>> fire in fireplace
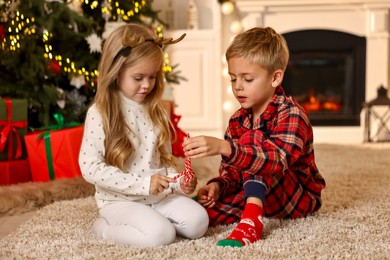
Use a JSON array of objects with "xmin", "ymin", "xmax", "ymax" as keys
[{"xmin": 282, "ymin": 29, "xmax": 366, "ymax": 126}]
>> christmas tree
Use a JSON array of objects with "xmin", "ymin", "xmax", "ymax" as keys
[{"xmin": 0, "ymin": 0, "xmax": 182, "ymax": 128}]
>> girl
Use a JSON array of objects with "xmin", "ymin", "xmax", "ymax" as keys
[{"xmin": 79, "ymin": 24, "xmax": 208, "ymax": 247}]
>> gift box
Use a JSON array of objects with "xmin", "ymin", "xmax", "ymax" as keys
[
  {"xmin": 0, "ymin": 98, "xmax": 28, "ymax": 160},
  {"xmin": 0, "ymin": 159, "xmax": 31, "ymax": 185},
  {"xmin": 24, "ymin": 126, "xmax": 83, "ymax": 182}
]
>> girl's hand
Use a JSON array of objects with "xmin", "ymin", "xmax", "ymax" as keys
[
  {"xmin": 196, "ymin": 182, "xmax": 221, "ymax": 208},
  {"xmin": 182, "ymin": 136, "xmax": 231, "ymax": 159},
  {"xmin": 180, "ymin": 176, "xmax": 198, "ymax": 195},
  {"xmin": 150, "ymin": 175, "xmax": 176, "ymax": 195}
]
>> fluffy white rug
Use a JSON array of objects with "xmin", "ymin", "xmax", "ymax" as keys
[
  {"xmin": 0, "ymin": 177, "xmax": 95, "ymax": 216},
  {"xmin": 0, "ymin": 144, "xmax": 389, "ymax": 259}
]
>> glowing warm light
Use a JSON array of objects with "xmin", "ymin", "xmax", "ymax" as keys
[
  {"xmin": 221, "ymin": 54, "xmax": 227, "ymax": 64},
  {"xmin": 223, "ymin": 100, "xmax": 234, "ymax": 112},
  {"xmin": 221, "ymin": 1, "xmax": 234, "ymax": 15},
  {"xmin": 223, "ymin": 67, "xmax": 229, "ymax": 77},
  {"xmin": 1, "ymin": 0, "xmax": 150, "ymax": 87},
  {"xmin": 226, "ymin": 86, "xmax": 233, "ymax": 96},
  {"xmin": 230, "ymin": 20, "xmax": 243, "ymax": 34}
]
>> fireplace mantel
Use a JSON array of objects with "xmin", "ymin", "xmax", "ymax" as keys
[
  {"xmin": 234, "ymin": 0, "xmax": 390, "ymax": 143},
  {"xmin": 236, "ymin": 0, "xmax": 390, "ymax": 11}
]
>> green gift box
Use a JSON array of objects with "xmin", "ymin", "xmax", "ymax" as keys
[{"xmin": 0, "ymin": 98, "xmax": 28, "ymax": 160}]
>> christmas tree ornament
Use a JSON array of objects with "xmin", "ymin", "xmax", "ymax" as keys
[
  {"xmin": 0, "ymin": 25, "xmax": 4, "ymax": 41},
  {"xmin": 47, "ymin": 60, "xmax": 61, "ymax": 75},
  {"xmin": 70, "ymin": 75, "xmax": 86, "ymax": 89},
  {"xmin": 85, "ymin": 33, "xmax": 102, "ymax": 53},
  {"xmin": 66, "ymin": 89, "xmax": 87, "ymax": 116}
]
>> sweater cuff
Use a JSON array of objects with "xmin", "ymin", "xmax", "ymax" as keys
[{"xmin": 142, "ymin": 175, "xmax": 152, "ymax": 196}]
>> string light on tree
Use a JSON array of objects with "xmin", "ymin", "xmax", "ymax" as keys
[
  {"xmin": 0, "ymin": 0, "xmax": 184, "ymax": 128},
  {"xmin": 2, "ymin": 0, "xmax": 150, "ymax": 89},
  {"xmin": 97, "ymin": 0, "xmax": 146, "ymax": 21},
  {"xmin": 1, "ymin": 11, "xmax": 35, "ymax": 52},
  {"xmin": 42, "ymin": 28, "xmax": 99, "ymax": 87}
]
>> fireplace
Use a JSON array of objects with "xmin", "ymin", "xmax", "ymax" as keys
[
  {"xmin": 282, "ymin": 29, "xmax": 366, "ymax": 126},
  {"xmin": 234, "ymin": 0, "xmax": 390, "ymax": 143}
]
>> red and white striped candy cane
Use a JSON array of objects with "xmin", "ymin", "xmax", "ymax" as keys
[
  {"xmin": 174, "ymin": 156, "xmax": 195, "ymax": 182},
  {"xmin": 174, "ymin": 133, "xmax": 195, "ymax": 182}
]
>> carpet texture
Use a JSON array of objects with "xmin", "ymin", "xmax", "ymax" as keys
[{"xmin": 0, "ymin": 144, "xmax": 389, "ymax": 259}]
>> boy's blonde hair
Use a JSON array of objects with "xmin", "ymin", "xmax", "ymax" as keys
[
  {"xmin": 94, "ymin": 23, "xmax": 175, "ymax": 171},
  {"xmin": 226, "ymin": 27, "xmax": 289, "ymax": 73}
]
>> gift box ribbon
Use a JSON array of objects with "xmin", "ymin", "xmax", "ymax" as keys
[
  {"xmin": 36, "ymin": 113, "xmax": 80, "ymax": 180},
  {"xmin": 0, "ymin": 98, "xmax": 28, "ymax": 159}
]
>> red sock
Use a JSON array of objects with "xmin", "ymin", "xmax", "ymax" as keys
[{"xmin": 217, "ymin": 203, "xmax": 264, "ymax": 247}]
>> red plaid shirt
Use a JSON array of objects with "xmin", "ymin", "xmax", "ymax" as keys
[{"xmin": 207, "ymin": 86, "xmax": 326, "ymax": 225}]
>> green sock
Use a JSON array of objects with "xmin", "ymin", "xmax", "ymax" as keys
[{"xmin": 217, "ymin": 239, "xmax": 244, "ymax": 248}]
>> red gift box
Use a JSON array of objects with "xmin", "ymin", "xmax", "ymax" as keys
[
  {"xmin": 24, "ymin": 126, "xmax": 83, "ymax": 182},
  {"xmin": 0, "ymin": 98, "xmax": 28, "ymax": 160},
  {"xmin": 0, "ymin": 159, "xmax": 31, "ymax": 185}
]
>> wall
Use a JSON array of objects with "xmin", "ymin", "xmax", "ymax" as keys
[
  {"xmin": 227, "ymin": 0, "xmax": 390, "ymax": 143},
  {"xmin": 152, "ymin": 0, "xmax": 224, "ymax": 138},
  {"xmin": 153, "ymin": 0, "xmax": 390, "ymax": 143}
]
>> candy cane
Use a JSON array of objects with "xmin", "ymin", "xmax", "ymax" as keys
[
  {"xmin": 174, "ymin": 133, "xmax": 195, "ymax": 183},
  {"xmin": 174, "ymin": 156, "xmax": 195, "ymax": 182}
]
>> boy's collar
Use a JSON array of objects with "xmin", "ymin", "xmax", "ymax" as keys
[{"xmin": 261, "ymin": 86, "xmax": 285, "ymax": 119}]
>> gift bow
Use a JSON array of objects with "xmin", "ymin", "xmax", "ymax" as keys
[
  {"xmin": 0, "ymin": 98, "xmax": 28, "ymax": 159},
  {"xmin": 35, "ymin": 113, "xmax": 80, "ymax": 180},
  {"xmin": 36, "ymin": 113, "xmax": 80, "ymax": 134}
]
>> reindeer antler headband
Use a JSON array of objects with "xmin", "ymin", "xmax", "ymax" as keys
[{"xmin": 112, "ymin": 27, "xmax": 186, "ymax": 65}]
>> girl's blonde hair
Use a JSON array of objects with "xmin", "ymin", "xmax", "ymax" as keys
[
  {"xmin": 94, "ymin": 23, "xmax": 176, "ymax": 171},
  {"xmin": 226, "ymin": 27, "xmax": 289, "ymax": 73}
]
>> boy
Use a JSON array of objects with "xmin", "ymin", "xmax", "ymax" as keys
[{"xmin": 183, "ymin": 27, "xmax": 326, "ymax": 248}]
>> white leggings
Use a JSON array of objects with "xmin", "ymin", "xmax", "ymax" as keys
[{"xmin": 91, "ymin": 194, "xmax": 209, "ymax": 247}]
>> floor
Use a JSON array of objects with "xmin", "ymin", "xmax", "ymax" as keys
[{"xmin": 0, "ymin": 212, "xmax": 35, "ymax": 240}]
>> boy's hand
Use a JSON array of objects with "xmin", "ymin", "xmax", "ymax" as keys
[
  {"xmin": 180, "ymin": 176, "xmax": 198, "ymax": 195},
  {"xmin": 150, "ymin": 175, "xmax": 176, "ymax": 195},
  {"xmin": 183, "ymin": 136, "xmax": 231, "ymax": 159},
  {"xmin": 197, "ymin": 182, "xmax": 221, "ymax": 208}
]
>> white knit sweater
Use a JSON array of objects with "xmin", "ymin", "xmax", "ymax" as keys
[{"xmin": 79, "ymin": 94, "xmax": 182, "ymax": 209}]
